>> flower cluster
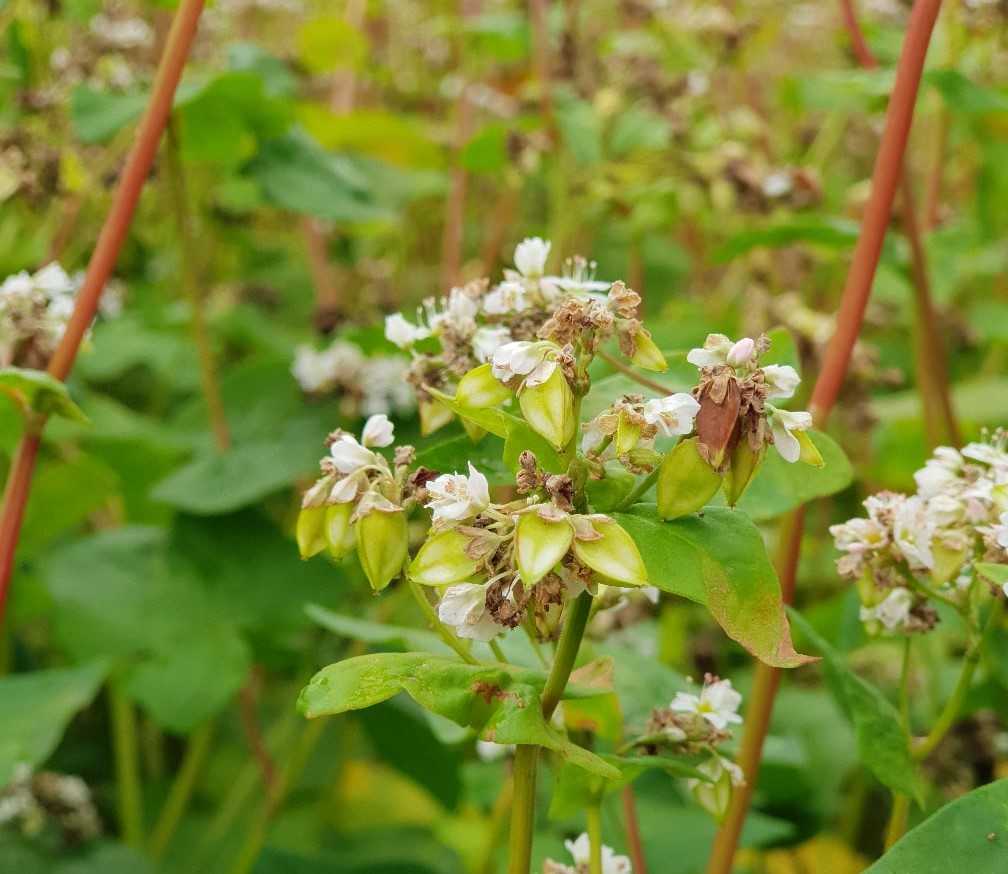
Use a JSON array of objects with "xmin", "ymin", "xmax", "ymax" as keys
[
  {"xmin": 830, "ymin": 431, "xmax": 1008, "ymax": 635},
  {"xmin": 544, "ymin": 833, "xmax": 632, "ymax": 874},
  {"xmin": 0, "ymin": 763, "xmax": 101, "ymax": 844},
  {"xmin": 630, "ymin": 675, "xmax": 745, "ymax": 820},
  {"xmin": 291, "ymin": 338, "xmax": 415, "ymax": 418},
  {"xmin": 385, "ymin": 238, "xmax": 665, "ymax": 434},
  {"xmin": 0, "ymin": 263, "xmax": 83, "ymax": 369},
  {"xmin": 417, "ymin": 452, "xmax": 649, "ymax": 642}
]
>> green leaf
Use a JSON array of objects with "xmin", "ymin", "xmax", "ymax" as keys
[
  {"xmin": 731, "ymin": 429, "xmax": 853, "ymax": 520},
  {"xmin": 788, "ymin": 609, "xmax": 922, "ymax": 804},
  {"xmin": 425, "ymin": 385, "xmax": 518, "ymax": 439},
  {"xmin": 306, "ymin": 604, "xmax": 451, "ymax": 654},
  {"xmin": 614, "ymin": 506, "xmax": 812, "ymax": 667},
  {"xmin": 926, "ymin": 69, "xmax": 1008, "ymax": 115},
  {"xmin": 864, "ymin": 780, "xmax": 1008, "ymax": 873},
  {"xmin": 297, "ymin": 14, "xmax": 367, "ymax": 73},
  {"xmin": 0, "ymin": 367, "xmax": 87, "ymax": 422},
  {"xmin": 714, "ymin": 218, "xmax": 859, "ymax": 263},
  {"xmin": 299, "ymin": 652, "xmax": 619, "ymax": 779},
  {"xmin": 976, "ymin": 563, "xmax": 1008, "ymax": 588},
  {"xmin": 503, "ymin": 420, "xmax": 566, "ymax": 474},
  {"xmin": 70, "ymin": 86, "xmax": 149, "ymax": 143},
  {"xmin": 0, "ymin": 661, "xmax": 107, "ymax": 786},
  {"xmin": 415, "ymin": 433, "xmax": 513, "ymax": 485}
]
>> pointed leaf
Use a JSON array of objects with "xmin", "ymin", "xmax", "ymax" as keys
[
  {"xmin": 0, "ymin": 367, "xmax": 87, "ymax": 423},
  {"xmin": 426, "ymin": 386, "xmax": 519, "ymax": 438}
]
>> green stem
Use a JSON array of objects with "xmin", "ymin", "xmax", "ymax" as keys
[
  {"xmin": 508, "ymin": 745, "xmax": 539, "ymax": 874},
  {"xmin": 587, "ymin": 804, "xmax": 603, "ymax": 874},
  {"xmin": 148, "ymin": 719, "xmax": 215, "ymax": 859},
  {"xmin": 479, "ymin": 772, "xmax": 515, "ymax": 874},
  {"xmin": 523, "ymin": 619, "xmax": 549, "ymax": 668},
  {"xmin": 884, "ymin": 639, "xmax": 914, "ymax": 848},
  {"xmin": 541, "ymin": 591, "xmax": 593, "ymax": 719},
  {"xmin": 913, "ymin": 599, "xmax": 1002, "ymax": 761},
  {"xmin": 108, "ymin": 676, "xmax": 144, "ymax": 847},
  {"xmin": 407, "ymin": 577, "xmax": 479, "ymax": 665},
  {"xmin": 885, "ymin": 795, "xmax": 910, "ymax": 849},
  {"xmin": 598, "ymin": 350, "xmax": 673, "ymax": 396},
  {"xmin": 490, "ymin": 640, "xmax": 508, "ymax": 663},
  {"xmin": 615, "ymin": 468, "xmax": 659, "ymax": 511}
]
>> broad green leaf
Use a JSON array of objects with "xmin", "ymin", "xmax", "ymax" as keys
[
  {"xmin": 0, "ymin": 367, "xmax": 87, "ymax": 422},
  {"xmin": 299, "ymin": 652, "xmax": 619, "ymax": 779},
  {"xmin": 714, "ymin": 218, "xmax": 859, "ymax": 262},
  {"xmin": 730, "ymin": 430, "xmax": 853, "ymax": 520},
  {"xmin": 0, "ymin": 661, "xmax": 107, "ymax": 785},
  {"xmin": 788, "ymin": 609, "xmax": 922, "ymax": 803},
  {"xmin": 70, "ymin": 86, "xmax": 148, "ymax": 143},
  {"xmin": 503, "ymin": 420, "xmax": 566, "ymax": 474},
  {"xmin": 415, "ymin": 433, "xmax": 513, "ymax": 485},
  {"xmin": 614, "ymin": 507, "xmax": 811, "ymax": 667},
  {"xmin": 926, "ymin": 69, "xmax": 1008, "ymax": 115},
  {"xmin": 864, "ymin": 779, "xmax": 1008, "ymax": 873}
]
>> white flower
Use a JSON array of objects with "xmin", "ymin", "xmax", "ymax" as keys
[
  {"xmin": 490, "ymin": 340, "xmax": 557, "ymax": 387},
  {"xmin": 385, "ymin": 313, "xmax": 430, "ymax": 348},
  {"xmin": 563, "ymin": 833, "xmax": 632, "ymax": 874},
  {"xmin": 686, "ymin": 333, "xmax": 733, "ymax": 369},
  {"xmin": 830, "ymin": 517, "xmax": 887, "ymax": 554},
  {"xmin": 426, "ymin": 462, "xmax": 491, "ymax": 523},
  {"xmin": 642, "ymin": 393, "xmax": 701, "ymax": 437},
  {"xmin": 581, "ymin": 416, "xmax": 610, "ymax": 454},
  {"xmin": 32, "ymin": 263, "xmax": 76, "ymax": 298},
  {"xmin": 361, "ymin": 414, "xmax": 394, "ymax": 448},
  {"xmin": 438, "ymin": 583, "xmax": 500, "ymax": 641},
  {"xmin": 329, "ymin": 434, "xmax": 377, "ymax": 474},
  {"xmin": 860, "ymin": 587, "xmax": 914, "ymax": 631},
  {"xmin": 993, "ymin": 511, "xmax": 1008, "ymax": 550},
  {"xmin": 292, "ymin": 345, "xmax": 336, "ymax": 393},
  {"xmin": 892, "ymin": 495, "xmax": 935, "ymax": 571},
  {"xmin": 513, "ymin": 237, "xmax": 551, "ymax": 277},
  {"xmin": 767, "ymin": 406, "xmax": 813, "ymax": 463},
  {"xmin": 472, "ymin": 326, "xmax": 512, "ymax": 363},
  {"xmin": 962, "ymin": 442, "xmax": 1008, "ymax": 467},
  {"xmin": 670, "ymin": 677, "xmax": 743, "ymax": 730},
  {"xmin": 482, "ymin": 281, "xmax": 529, "ymax": 315},
  {"xmin": 361, "ymin": 357, "xmax": 415, "ymax": 416},
  {"xmin": 762, "ymin": 364, "xmax": 801, "ymax": 400},
  {"xmin": 726, "ymin": 337, "xmax": 756, "ymax": 367}
]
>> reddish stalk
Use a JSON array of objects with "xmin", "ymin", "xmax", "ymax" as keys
[
  {"xmin": 622, "ymin": 785, "xmax": 649, "ymax": 874},
  {"xmin": 705, "ymin": 3, "xmax": 943, "ymax": 872},
  {"xmin": 0, "ymin": 0, "xmax": 206, "ymax": 629}
]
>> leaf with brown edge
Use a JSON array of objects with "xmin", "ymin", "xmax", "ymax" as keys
[{"xmin": 613, "ymin": 505, "xmax": 814, "ymax": 668}]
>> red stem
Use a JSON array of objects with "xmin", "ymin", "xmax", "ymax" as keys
[
  {"xmin": 706, "ymin": 3, "xmax": 942, "ymax": 872},
  {"xmin": 0, "ymin": 0, "xmax": 206, "ymax": 629},
  {"xmin": 622, "ymin": 785, "xmax": 649, "ymax": 874}
]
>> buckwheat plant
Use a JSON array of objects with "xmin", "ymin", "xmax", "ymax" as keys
[
  {"xmin": 830, "ymin": 430, "xmax": 1008, "ymax": 842},
  {"xmin": 295, "ymin": 240, "xmax": 824, "ymax": 872}
]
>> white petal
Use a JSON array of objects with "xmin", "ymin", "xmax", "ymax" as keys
[
  {"xmin": 361, "ymin": 413, "xmax": 394, "ymax": 448},
  {"xmin": 329, "ymin": 435, "xmax": 375, "ymax": 473},
  {"xmin": 772, "ymin": 417, "xmax": 801, "ymax": 463},
  {"xmin": 762, "ymin": 364, "xmax": 801, "ymax": 400},
  {"xmin": 466, "ymin": 463, "xmax": 491, "ymax": 507},
  {"xmin": 514, "ymin": 237, "xmax": 551, "ymax": 277}
]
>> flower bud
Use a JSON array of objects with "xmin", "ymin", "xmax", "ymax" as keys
[
  {"xmin": 409, "ymin": 528, "xmax": 480, "ymax": 585},
  {"xmin": 516, "ymin": 511, "xmax": 574, "ymax": 585},
  {"xmin": 355, "ymin": 508, "xmax": 408, "ymax": 592},
  {"xmin": 726, "ymin": 337, "xmax": 756, "ymax": 367},
  {"xmin": 324, "ymin": 502, "xmax": 354, "ymax": 559},
  {"xmin": 630, "ymin": 328, "xmax": 668, "ymax": 372},
  {"xmin": 456, "ymin": 363, "xmax": 513, "ymax": 409},
  {"xmin": 419, "ymin": 398, "xmax": 454, "ymax": 435},
  {"xmin": 615, "ymin": 410, "xmax": 642, "ymax": 455},
  {"xmin": 296, "ymin": 506, "xmax": 327, "ymax": 559},
  {"xmin": 722, "ymin": 442, "xmax": 765, "ymax": 507},
  {"xmin": 519, "ymin": 366, "xmax": 576, "ymax": 451},
  {"xmin": 657, "ymin": 437, "xmax": 723, "ymax": 520},
  {"xmin": 571, "ymin": 517, "xmax": 648, "ymax": 587},
  {"xmin": 795, "ymin": 430, "xmax": 824, "ymax": 467},
  {"xmin": 689, "ymin": 757, "xmax": 742, "ymax": 822}
]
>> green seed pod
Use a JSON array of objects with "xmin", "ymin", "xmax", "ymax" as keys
[
  {"xmin": 456, "ymin": 363, "xmax": 512, "ymax": 408},
  {"xmin": 656, "ymin": 437, "xmax": 723, "ymax": 520},
  {"xmin": 409, "ymin": 528, "xmax": 479, "ymax": 585},
  {"xmin": 796, "ymin": 430, "xmax": 824, "ymax": 468},
  {"xmin": 355, "ymin": 509, "xmax": 408, "ymax": 592},
  {"xmin": 296, "ymin": 505, "xmax": 327, "ymax": 559},
  {"xmin": 516, "ymin": 511, "xmax": 574, "ymax": 585},
  {"xmin": 519, "ymin": 367, "xmax": 575, "ymax": 451},
  {"xmin": 419, "ymin": 398, "xmax": 453, "ymax": 435},
  {"xmin": 571, "ymin": 517, "xmax": 648, "ymax": 587},
  {"xmin": 630, "ymin": 328, "xmax": 668, "ymax": 372},
  {"xmin": 324, "ymin": 502, "xmax": 354, "ymax": 559},
  {"xmin": 722, "ymin": 442, "xmax": 765, "ymax": 507},
  {"xmin": 691, "ymin": 760, "xmax": 736, "ymax": 822},
  {"xmin": 615, "ymin": 410, "xmax": 642, "ymax": 455}
]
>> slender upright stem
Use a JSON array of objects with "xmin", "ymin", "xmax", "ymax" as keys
[
  {"xmin": 163, "ymin": 123, "xmax": 231, "ymax": 451},
  {"xmin": 109, "ymin": 676, "xmax": 144, "ymax": 848},
  {"xmin": 0, "ymin": 0, "xmax": 206, "ymax": 630},
  {"xmin": 616, "ymin": 468, "xmax": 659, "ymax": 511},
  {"xmin": 885, "ymin": 794, "xmax": 910, "ymax": 849},
  {"xmin": 478, "ymin": 773, "xmax": 515, "ymax": 874},
  {"xmin": 706, "ymin": 6, "xmax": 943, "ymax": 871},
  {"xmin": 587, "ymin": 804, "xmax": 604, "ymax": 874},
  {"xmin": 621, "ymin": 785, "xmax": 649, "ymax": 874},
  {"xmin": 541, "ymin": 590, "xmax": 593, "ymax": 719},
  {"xmin": 149, "ymin": 719, "xmax": 216, "ymax": 858},
  {"xmin": 597, "ymin": 350, "xmax": 674, "ymax": 396},
  {"xmin": 408, "ymin": 577, "xmax": 479, "ymax": 665},
  {"xmin": 883, "ymin": 639, "xmax": 914, "ymax": 847},
  {"xmin": 508, "ymin": 745, "xmax": 540, "ymax": 874}
]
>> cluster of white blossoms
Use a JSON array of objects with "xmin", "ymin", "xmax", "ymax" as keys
[
  {"xmin": 291, "ymin": 339, "xmax": 415, "ymax": 418},
  {"xmin": 544, "ymin": 833, "xmax": 632, "ymax": 874},
  {"xmin": 831, "ymin": 431, "xmax": 1008, "ymax": 635},
  {"xmin": 0, "ymin": 763, "xmax": 100, "ymax": 842},
  {"xmin": 0, "ymin": 263, "xmax": 83, "ymax": 368}
]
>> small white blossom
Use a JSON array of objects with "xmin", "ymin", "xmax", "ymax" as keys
[
  {"xmin": 513, "ymin": 237, "xmax": 551, "ymax": 277},
  {"xmin": 562, "ymin": 833, "xmax": 632, "ymax": 874},
  {"xmin": 361, "ymin": 414, "xmax": 394, "ymax": 448},
  {"xmin": 329, "ymin": 434, "xmax": 377, "ymax": 474},
  {"xmin": 472, "ymin": 326, "xmax": 512, "ymax": 363},
  {"xmin": 892, "ymin": 495, "xmax": 935, "ymax": 571},
  {"xmin": 491, "ymin": 341, "xmax": 557, "ymax": 387},
  {"xmin": 762, "ymin": 364, "xmax": 801, "ymax": 400},
  {"xmin": 482, "ymin": 281, "xmax": 529, "ymax": 315},
  {"xmin": 767, "ymin": 406, "xmax": 813, "ymax": 464},
  {"xmin": 438, "ymin": 583, "xmax": 500, "ymax": 641},
  {"xmin": 992, "ymin": 511, "xmax": 1008, "ymax": 550},
  {"xmin": 670, "ymin": 677, "xmax": 743, "ymax": 731},
  {"xmin": 860, "ymin": 587, "xmax": 914, "ymax": 631},
  {"xmin": 426, "ymin": 462, "xmax": 491, "ymax": 523},
  {"xmin": 686, "ymin": 333, "xmax": 734, "ymax": 369},
  {"xmin": 642, "ymin": 394, "xmax": 701, "ymax": 437},
  {"xmin": 726, "ymin": 337, "xmax": 756, "ymax": 367},
  {"xmin": 385, "ymin": 313, "xmax": 430, "ymax": 348}
]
